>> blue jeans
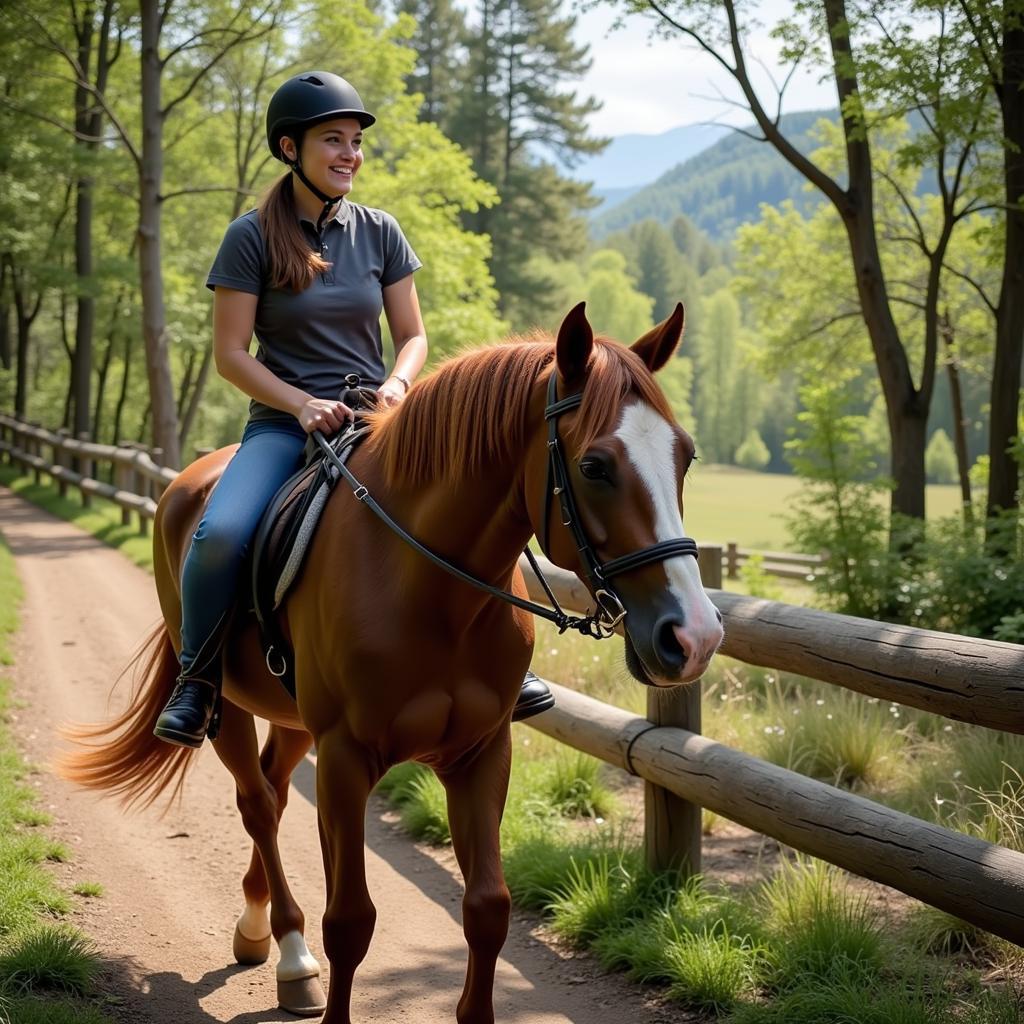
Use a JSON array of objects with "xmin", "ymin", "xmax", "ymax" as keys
[{"xmin": 179, "ymin": 418, "xmax": 308, "ymax": 676}]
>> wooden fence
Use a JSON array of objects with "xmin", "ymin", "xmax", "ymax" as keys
[{"xmin": 2, "ymin": 412, "xmax": 1024, "ymax": 944}]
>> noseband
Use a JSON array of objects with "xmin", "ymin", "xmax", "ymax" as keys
[
  {"xmin": 537, "ymin": 372, "xmax": 698, "ymax": 637},
  {"xmin": 312, "ymin": 368, "xmax": 700, "ymax": 641}
]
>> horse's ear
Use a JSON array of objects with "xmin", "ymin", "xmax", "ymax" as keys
[
  {"xmin": 555, "ymin": 301, "xmax": 594, "ymax": 387},
  {"xmin": 631, "ymin": 302, "xmax": 685, "ymax": 373}
]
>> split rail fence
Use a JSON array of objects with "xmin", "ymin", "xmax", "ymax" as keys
[{"xmin": 2, "ymin": 412, "xmax": 1024, "ymax": 945}]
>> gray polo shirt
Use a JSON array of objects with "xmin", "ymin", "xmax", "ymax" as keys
[{"xmin": 206, "ymin": 201, "xmax": 422, "ymax": 423}]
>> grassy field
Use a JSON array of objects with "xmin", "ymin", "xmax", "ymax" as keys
[
  {"xmin": 684, "ymin": 464, "xmax": 964, "ymax": 551},
  {"xmin": 0, "ymin": 537, "xmax": 115, "ymax": 1024}
]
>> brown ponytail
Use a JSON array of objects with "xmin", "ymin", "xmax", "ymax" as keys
[{"xmin": 258, "ymin": 173, "xmax": 330, "ymax": 292}]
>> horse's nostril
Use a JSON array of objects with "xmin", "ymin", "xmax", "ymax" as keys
[
  {"xmin": 715, "ymin": 609, "xmax": 723, "ymax": 625},
  {"xmin": 655, "ymin": 617, "xmax": 686, "ymax": 670}
]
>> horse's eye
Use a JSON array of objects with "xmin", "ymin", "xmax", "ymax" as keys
[{"xmin": 579, "ymin": 458, "xmax": 610, "ymax": 482}]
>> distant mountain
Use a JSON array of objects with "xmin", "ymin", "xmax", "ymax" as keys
[
  {"xmin": 559, "ymin": 122, "xmax": 730, "ymax": 193},
  {"xmin": 590, "ymin": 184, "xmax": 644, "ymax": 214},
  {"xmin": 590, "ymin": 109, "xmax": 839, "ymax": 242}
]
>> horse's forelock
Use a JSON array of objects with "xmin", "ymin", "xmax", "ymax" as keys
[{"xmin": 364, "ymin": 335, "xmax": 675, "ymax": 488}]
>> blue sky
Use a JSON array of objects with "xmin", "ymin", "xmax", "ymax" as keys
[{"xmin": 571, "ymin": 2, "xmax": 837, "ymax": 137}]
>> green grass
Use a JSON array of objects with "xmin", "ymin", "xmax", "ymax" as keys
[
  {"xmin": 0, "ymin": 466, "xmax": 153, "ymax": 571},
  {"xmin": 0, "ymin": 536, "xmax": 114, "ymax": 1021},
  {"xmin": 6, "ymin": 453, "xmax": 1020, "ymax": 1019},
  {"xmin": 71, "ymin": 883, "xmax": 103, "ymax": 899},
  {"xmin": 684, "ymin": 464, "xmax": 964, "ymax": 551}
]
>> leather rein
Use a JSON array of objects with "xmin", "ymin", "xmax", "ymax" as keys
[{"xmin": 312, "ymin": 371, "xmax": 698, "ymax": 640}]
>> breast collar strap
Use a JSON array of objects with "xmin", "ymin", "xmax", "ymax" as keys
[{"xmin": 539, "ymin": 371, "xmax": 699, "ymax": 633}]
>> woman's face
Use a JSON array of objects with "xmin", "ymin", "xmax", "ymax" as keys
[{"xmin": 282, "ymin": 117, "xmax": 364, "ymax": 197}]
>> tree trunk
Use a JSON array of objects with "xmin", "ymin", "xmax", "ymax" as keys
[
  {"xmin": 178, "ymin": 345, "xmax": 212, "ymax": 454},
  {"xmin": 987, "ymin": 12, "xmax": 1024, "ymax": 522},
  {"xmin": 72, "ymin": 1, "xmax": 96, "ymax": 440},
  {"xmin": 0, "ymin": 258, "xmax": 10, "ymax": 371},
  {"xmin": 823, "ymin": 0, "xmax": 928, "ymax": 524},
  {"xmin": 112, "ymin": 325, "xmax": 133, "ymax": 447},
  {"xmin": 14, "ymin": 314, "xmax": 29, "ymax": 419},
  {"xmin": 941, "ymin": 312, "xmax": 973, "ymax": 516},
  {"xmin": 0, "ymin": 298, "xmax": 10, "ymax": 372},
  {"xmin": 138, "ymin": 0, "xmax": 181, "ymax": 468},
  {"xmin": 92, "ymin": 319, "xmax": 117, "ymax": 443}
]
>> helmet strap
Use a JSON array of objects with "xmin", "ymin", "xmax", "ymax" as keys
[{"xmin": 287, "ymin": 154, "xmax": 343, "ymax": 236}]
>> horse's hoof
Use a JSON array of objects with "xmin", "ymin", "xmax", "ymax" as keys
[
  {"xmin": 277, "ymin": 974, "xmax": 327, "ymax": 1016},
  {"xmin": 233, "ymin": 923, "xmax": 272, "ymax": 965}
]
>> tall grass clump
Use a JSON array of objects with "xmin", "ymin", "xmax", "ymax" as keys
[
  {"xmin": 544, "ymin": 852, "xmax": 697, "ymax": 948},
  {"xmin": 758, "ymin": 855, "xmax": 886, "ymax": 990},
  {"xmin": 0, "ymin": 925, "xmax": 98, "ymax": 996},
  {"xmin": 542, "ymin": 751, "xmax": 616, "ymax": 819},
  {"xmin": 755, "ymin": 685, "xmax": 905, "ymax": 789}
]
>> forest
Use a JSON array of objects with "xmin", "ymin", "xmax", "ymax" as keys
[{"xmin": 0, "ymin": 0, "xmax": 1021, "ymax": 633}]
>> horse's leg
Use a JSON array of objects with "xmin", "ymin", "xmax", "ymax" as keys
[
  {"xmin": 211, "ymin": 702, "xmax": 326, "ymax": 1016},
  {"xmin": 314, "ymin": 729, "xmax": 378, "ymax": 1024},
  {"xmin": 232, "ymin": 724, "xmax": 313, "ymax": 962},
  {"xmin": 440, "ymin": 729, "xmax": 513, "ymax": 1024}
]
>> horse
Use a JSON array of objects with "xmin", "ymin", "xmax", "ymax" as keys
[{"xmin": 61, "ymin": 301, "xmax": 724, "ymax": 1024}]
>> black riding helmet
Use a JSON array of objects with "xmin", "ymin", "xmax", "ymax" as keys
[{"xmin": 266, "ymin": 71, "xmax": 376, "ymax": 233}]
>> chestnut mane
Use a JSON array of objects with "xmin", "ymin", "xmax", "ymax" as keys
[{"xmin": 364, "ymin": 333, "xmax": 675, "ymax": 489}]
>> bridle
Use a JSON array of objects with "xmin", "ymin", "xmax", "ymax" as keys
[
  {"xmin": 537, "ymin": 371, "xmax": 698, "ymax": 637},
  {"xmin": 313, "ymin": 367, "xmax": 699, "ymax": 640}
]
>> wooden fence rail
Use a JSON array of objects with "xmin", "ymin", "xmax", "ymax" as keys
[
  {"xmin": 724, "ymin": 540, "xmax": 824, "ymax": 579},
  {"xmin": 0, "ymin": 415, "xmax": 176, "ymax": 534},
  {"xmin": 530, "ymin": 683, "xmax": 1024, "ymax": 945},
  {"xmin": 3, "ymin": 411, "xmax": 1024, "ymax": 946}
]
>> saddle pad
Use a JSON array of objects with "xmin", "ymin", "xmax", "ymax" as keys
[{"xmin": 249, "ymin": 425, "xmax": 368, "ymax": 697}]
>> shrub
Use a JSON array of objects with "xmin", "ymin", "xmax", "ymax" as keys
[{"xmin": 735, "ymin": 429, "xmax": 771, "ymax": 471}]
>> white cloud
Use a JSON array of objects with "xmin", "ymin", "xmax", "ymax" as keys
[{"xmin": 573, "ymin": 4, "xmax": 836, "ymax": 137}]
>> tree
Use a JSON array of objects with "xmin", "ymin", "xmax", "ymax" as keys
[
  {"xmin": 450, "ymin": 0, "xmax": 607, "ymax": 322},
  {"xmin": 692, "ymin": 289, "xmax": 745, "ymax": 463},
  {"xmin": 600, "ymin": 0, "xmax": 990, "ymax": 531},
  {"xmin": 395, "ymin": 0, "xmax": 467, "ymax": 126},
  {"xmin": 630, "ymin": 220, "xmax": 681, "ymax": 321},
  {"xmin": 735, "ymin": 429, "xmax": 770, "ymax": 470},
  {"xmin": 926, "ymin": 428, "xmax": 957, "ymax": 484},
  {"xmin": 953, "ymin": 0, "xmax": 1024, "ymax": 526}
]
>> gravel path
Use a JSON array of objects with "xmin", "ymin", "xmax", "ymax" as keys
[{"xmin": 0, "ymin": 486, "xmax": 682, "ymax": 1024}]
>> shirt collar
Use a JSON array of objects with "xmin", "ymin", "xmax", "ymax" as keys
[{"xmin": 298, "ymin": 200, "xmax": 352, "ymax": 230}]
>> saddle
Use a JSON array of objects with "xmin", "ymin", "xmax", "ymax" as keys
[{"xmin": 249, "ymin": 381, "xmax": 378, "ymax": 697}]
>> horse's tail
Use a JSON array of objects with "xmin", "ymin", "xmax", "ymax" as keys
[{"xmin": 58, "ymin": 622, "xmax": 197, "ymax": 811}]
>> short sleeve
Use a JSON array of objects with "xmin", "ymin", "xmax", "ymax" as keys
[
  {"xmin": 379, "ymin": 212, "xmax": 423, "ymax": 287},
  {"xmin": 205, "ymin": 212, "xmax": 264, "ymax": 294}
]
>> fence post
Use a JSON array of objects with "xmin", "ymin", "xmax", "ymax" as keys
[
  {"xmin": 32, "ymin": 430, "xmax": 43, "ymax": 485},
  {"xmin": 643, "ymin": 544, "xmax": 723, "ymax": 877},
  {"xmin": 76, "ymin": 432, "xmax": 92, "ymax": 508},
  {"xmin": 727, "ymin": 542, "xmax": 739, "ymax": 580},
  {"xmin": 114, "ymin": 448, "xmax": 132, "ymax": 527}
]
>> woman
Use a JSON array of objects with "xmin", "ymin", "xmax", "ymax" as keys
[{"xmin": 154, "ymin": 71, "xmax": 553, "ymax": 748}]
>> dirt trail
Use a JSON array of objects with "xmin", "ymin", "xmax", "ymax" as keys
[{"xmin": 0, "ymin": 487, "xmax": 681, "ymax": 1024}]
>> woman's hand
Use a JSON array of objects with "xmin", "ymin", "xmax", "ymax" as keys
[
  {"xmin": 296, "ymin": 396, "xmax": 354, "ymax": 435},
  {"xmin": 376, "ymin": 377, "xmax": 408, "ymax": 410}
]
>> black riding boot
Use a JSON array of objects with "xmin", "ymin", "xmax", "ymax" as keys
[
  {"xmin": 153, "ymin": 673, "xmax": 222, "ymax": 748},
  {"xmin": 512, "ymin": 670, "xmax": 555, "ymax": 722}
]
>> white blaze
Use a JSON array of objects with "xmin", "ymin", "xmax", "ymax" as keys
[{"xmin": 614, "ymin": 403, "xmax": 722, "ymax": 657}]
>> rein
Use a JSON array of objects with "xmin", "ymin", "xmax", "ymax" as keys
[
  {"xmin": 310, "ymin": 370, "xmax": 699, "ymax": 641},
  {"xmin": 312, "ymin": 429, "xmax": 605, "ymax": 638}
]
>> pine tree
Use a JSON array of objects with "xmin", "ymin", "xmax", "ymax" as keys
[
  {"xmin": 451, "ymin": 0, "xmax": 607, "ymax": 321},
  {"xmin": 395, "ymin": 0, "xmax": 467, "ymax": 127}
]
